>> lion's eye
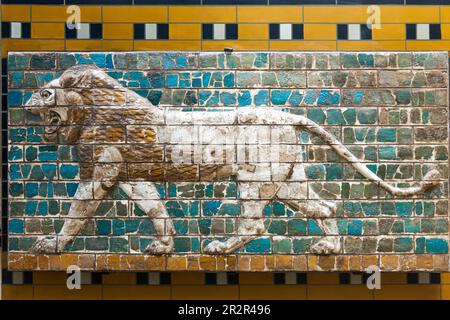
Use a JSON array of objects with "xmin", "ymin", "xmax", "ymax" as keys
[{"xmin": 41, "ymin": 90, "xmax": 51, "ymax": 99}]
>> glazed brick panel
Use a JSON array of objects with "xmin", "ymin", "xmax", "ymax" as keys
[{"xmin": 7, "ymin": 51, "xmax": 450, "ymax": 272}]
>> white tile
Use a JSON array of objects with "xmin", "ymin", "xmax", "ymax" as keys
[
  {"xmin": 12, "ymin": 272, "xmax": 24, "ymax": 285},
  {"xmin": 11, "ymin": 22, "xmax": 22, "ymax": 39},
  {"xmin": 417, "ymin": 24, "xmax": 430, "ymax": 40},
  {"xmin": 217, "ymin": 272, "xmax": 228, "ymax": 285},
  {"xmin": 348, "ymin": 24, "xmax": 361, "ymax": 40},
  {"xmin": 279, "ymin": 24, "xmax": 292, "ymax": 40},
  {"xmin": 213, "ymin": 24, "xmax": 226, "ymax": 40},
  {"xmin": 148, "ymin": 272, "xmax": 160, "ymax": 285},
  {"xmin": 77, "ymin": 23, "xmax": 90, "ymax": 39},
  {"xmin": 145, "ymin": 24, "xmax": 157, "ymax": 40},
  {"xmin": 81, "ymin": 272, "xmax": 92, "ymax": 285},
  {"xmin": 350, "ymin": 273, "xmax": 363, "ymax": 285},
  {"xmin": 418, "ymin": 273, "xmax": 430, "ymax": 284},
  {"xmin": 285, "ymin": 272, "xmax": 297, "ymax": 285}
]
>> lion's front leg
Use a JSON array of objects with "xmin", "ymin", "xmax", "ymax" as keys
[
  {"xmin": 31, "ymin": 146, "xmax": 122, "ymax": 254},
  {"xmin": 119, "ymin": 182, "xmax": 175, "ymax": 255}
]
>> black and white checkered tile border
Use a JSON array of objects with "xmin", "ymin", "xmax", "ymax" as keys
[
  {"xmin": 406, "ymin": 24, "xmax": 441, "ymax": 40},
  {"xmin": 134, "ymin": 23, "xmax": 169, "ymax": 40},
  {"xmin": 137, "ymin": 272, "xmax": 171, "ymax": 285},
  {"xmin": 2, "ymin": 22, "xmax": 31, "ymax": 39},
  {"xmin": 274, "ymin": 272, "xmax": 307, "ymax": 285},
  {"xmin": 337, "ymin": 24, "xmax": 372, "ymax": 40},
  {"xmin": 65, "ymin": 23, "xmax": 103, "ymax": 39},
  {"xmin": 269, "ymin": 23, "xmax": 303, "ymax": 40},
  {"xmin": 202, "ymin": 24, "xmax": 238, "ymax": 40}
]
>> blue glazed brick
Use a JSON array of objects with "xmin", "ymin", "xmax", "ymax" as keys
[
  {"xmin": 379, "ymin": 146, "xmax": 397, "ymax": 160},
  {"xmin": 287, "ymin": 219, "xmax": 307, "ymax": 236},
  {"xmin": 426, "ymin": 238, "xmax": 448, "ymax": 253},
  {"xmin": 218, "ymin": 203, "xmax": 240, "ymax": 216},
  {"xmin": 9, "ymin": 219, "xmax": 24, "ymax": 234},
  {"xmin": 202, "ymin": 200, "xmax": 222, "ymax": 216},
  {"xmin": 59, "ymin": 164, "xmax": 79, "ymax": 179},
  {"xmin": 308, "ymin": 220, "xmax": 324, "ymax": 235},
  {"xmin": 395, "ymin": 202, "xmax": 414, "ymax": 217},
  {"xmin": 174, "ymin": 220, "xmax": 189, "ymax": 235},
  {"xmin": 137, "ymin": 220, "xmax": 155, "ymax": 235},
  {"xmin": 245, "ymin": 237, "xmax": 271, "ymax": 253},
  {"xmin": 394, "ymin": 237, "xmax": 413, "ymax": 252},
  {"xmin": 416, "ymin": 237, "xmax": 426, "ymax": 254},
  {"xmin": 348, "ymin": 220, "xmax": 363, "ymax": 235},
  {"xmin": 377, "ymin": 128, "xmax": 396, "ymax": 142}
]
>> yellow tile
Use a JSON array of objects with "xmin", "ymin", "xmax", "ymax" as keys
[
  {"xmin": 239, "ymin": 272, "xmax": 274, "ymax": 285},
  {"xmin": 304, "ymin": 6, "xmax": 369, "ymax": 23},
  {"xmin": 270, "ymin": 40, "xmax": 336, "ymax": 50},
  {"xmin": 2, "ymin": 285, "xmax": 34, "ymax": 300},
  {"xmin": 240, "ymin": 285, "xmax": 306, "ymax": 300},
  {"xmin": 31, "ymin": 5, "xmax": 101, "ymax": 22},
  {"xmin": 380, "ymin": 6, "xmax": 439, "ymax": 23},
  {"xmin": 33, "ymin": 272, "xmax": 67, "ymax": 285},
  {"xmin": 172, "ymin": 285, "xmax": 239, "ymax": 300},
  {"xmin": 442, "ymin": 273, "xmax": 450, "ymax": 284},
  {"xmin": 239, "ymin": 24, "xmax": 268, "ymax": 40},
  {"xmin": 169, "ymin": 24, "xmax": 202, "ymax": 40},
  {"xmin": 372, "ymin": 24, "xmax": 405, "ymax": 40},
  {"xmin": 2, "ymin": 39, "xmax": 65, "ymax": 57},
  {"xmin": 238, "ymin": 6, "xmax": 302, "ymax": 23},
  {"xmin": 406, "ymin": 40, "xmax": 450, "ymax": 50},
  {"xmin": 34, "ymin": 285, "xmax": 102, "ymax": 300},
  {"xmin": 102, "ymin": 273, "xmax": 136, "ymax": 285},
  {"xmin": 134, "ymin": 40, "xmax": 201, "ymax": 51},
  {"xmin": 304, "ymin": 24, "xmax": 336, "ymax": 40},
  {"xmin": 441, "ymin": 25, "xmax": 450, "ymax": 40},
  {"xmin": 169, "ymin": 6, "xmax": 236, "ymax": 23},
  {"xmin": 441, "ymin": 285, "xmax": 450, "ymax": 299},
  {"xmin": 2, "ymin": 5, "xmax": 30, "ymax": 21},
  {"xmin": 66, "ymin": 40, "xmax": 133, "ymax": 51},
  {"xmin": 307, "ymin": 272, "xmax": 340, "ymax": 285},
  {"xmin": 308, "ymin": 285, "xmax": 373, "ymax": 300},
  {"xmin": 202, "ymin": 40, "xmax": 269, "ymax": 50},
  {"xmin": 102, "ymin": 285, "xmax": 171, "ymax": 299},
  {"xmin": 31, "ymin": 23, "xmax": 65, "ymax": 39},
  {"xmin": 171, "ymin": 272, "xmax": 204, "ymax": 285},
  {"xmin": 375, "ymin": 285, "xmax": 441, "ymax": 300},
  {"xmin": 380, "ymin": 272, "xmax": 407, "ymax": 284},
  {"xmin": 441, "ymin": 7, "xmax": 450, "ymax": 23},
  {"xmin": 338, "ymin": 40, "xmax": 405, "ymax": 51},
  {"xmin": 103, "ymin": 23, "xmax": 133, "ymax": 40},
  {"xmin": 103, "ymin": 6, "xmax": 167, "ymax": 23}
]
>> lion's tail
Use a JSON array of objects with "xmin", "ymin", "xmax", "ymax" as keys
[{"xmin": 295, "ymin": 114, "xmax": 440, "ymax": 196}]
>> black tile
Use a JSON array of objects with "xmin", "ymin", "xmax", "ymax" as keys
[
  {"xmin": 430, "ymin": 273, "xmax": 441, "ymax": 284},
  {"xmin": 406, "ymin": 24, "xmax": 417, "ymax": 40},
  {"xmin": 337, "ymin": 24, "xmax": 348, "ymax": 40},
  {"xmin": 202, "ymin": 24, "xmax": 214, "ymax": 40},
  {"xmin": 157, "ymin": 24, "xmax": 169, "ymax": 40},
  {"xmin": 226, "ymin": 24, "xmax": 238, "ymax": 40},
  {"xmin": 134, "ymin": 24, "xmax": 146, "ymax": 40},
  {"xmin": 203, "ymin": 0, "xmax": 268, "ymax": 3},
  {"xmin": 23, "ymin": 272, "xmax": 33, "ymax": 284},
  {"xmin": 205, "ymin": 273, "xmax": 217, "ymax": 285},
  {"xmin": 339, "ymin": 0, "xmax": 404, "ymax": 3},
  {"xmin": 65, "ymin": 25, "xmax": 77, "ymax": 39},
  {"xmin": 136, "ymin": 272, "xmax": 149, "ymax": 285},
  {"xmin": 2, "ymin": 23, "xmax": 11, "ymax": 39},
  {"xmin": 270, "ymin": 0, "xmax": 335, "ymax": 3},
  {"xmin": 2, "ymin": 78, "xmax": 7, "ymax": 94},
  {"xmin": 292, "ymin": 24, "xmax": 303, "ymax": 40},
  {"xmin": 407, "ymin": 273, "xmax": 419, "ymax": 284},
  {"xmin": 91, "ymin": 272, "xmax": 103, "ymax": 284},
  {"xmin": 339, "ymin": 273, "xmax": 351, "ymax": 284},
  {"xmin": 406, "ymin": 0, "xmax": 450, "ymax": 4},
  {"xmin": 273, "ymin": 273, "xmax": 285, "ymax": 285},
  {"xmin": 269, "ymin": 24, "xmax": 280, "ymax": 40},
  {"xmin": 430, "ymin": 24, "xmax": 441, "ymax": 40},
  {"xmin": 2, "ymin": 270, "xmax": 12, "ymax": 284},
  {"xmin": 362, "ymin": 272, "xmax": 370, "ymax": 284},
  {"xmin": 21, "ymin": 23, "xmax": 31, "ymax": 39},
  {"xmin": 2, "ymin": 58, "xmax": 7, "ymax": 75},
  {"xmin": 160, "ymin": 272, "xmax": 171, "ymax": 285},
  {"xmin": 67, "ymin": 0, "xmax": 132, "ymax": 3},
  {"xmin": 135, "ymin": 0, "xmax": 200, "ymax": 3},
  {"xmin": 361, "ymin": 24, "xmax": 372, "ymax": 40},
  {"xmin": 90, "ymin": 23, "xmax": 103, "ymax": 39},
  {"xmin": 296, "ymin": 273, "xmax": 307, "ymax": 284},
  {"xmin": 2, "ymin": 0, "xmax": 63, "ymax": 3},
  {"xmin": 227, "ymin": 272, "xmax": 239, "ymax": 285}
]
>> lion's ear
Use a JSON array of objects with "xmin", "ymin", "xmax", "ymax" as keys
[{"xmin": 59, "ymin": 64, "xmax": 118, "ymax": 89}]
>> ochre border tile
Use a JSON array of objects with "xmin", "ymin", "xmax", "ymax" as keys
[
  {"xmin": 307, "ymin": 285, "xmax": 373, "ymax": 300},
  {"xmin": 103, "ymin": 6, "xmax": 167, "ymax": 23},
  {"xmin": 31, "ymin": 5, "xmax": 101, "ymax": 22},
  {"xmin": 237, "ymin": 6, "xmax": 302, "ymax": 23},
  {"xmin": 169, "ymin": 24, "xmax": 202, "ymax": 40},
  {"xmin": 239, "ymin": 285, "xmax": 307, "ymax": 300},
  {"xmin": 374, "ymin": 285, "xmax": 441, "ymax": 300},
  {"xmin": 1, "ymin": 5, "xmax": 30, "ymax": 21},
  {"xmin": 34, "ymin": 285, "xmax": 103, "ymax": 300},
  {"xmin": 31, "ymin": 23, "xmax": 65, "ymax": 39},
  {"xmin": 102, "ymin": 285, "xmax": 171, "ymax": 300},
  {"xmin": 172, "ymin": 285, "xmax": 239, "ymax": 300},
  {"xmin": 270, "ymin": 40, "xmax": 337, "ymax": 50},
  {"xmin": 2, "ymin": 285, "xmax": 34, "ymax": 300},
  {"xmin": 134, "ymin": 40, "xmax": 201, "ymax": 50},
  {"xmin": 169, "ymin": 6, "xmax": 236, "ymax": 23},
  {"xmin": 103, "ymin": 23, "xmax": 134, "ymax": 40}
]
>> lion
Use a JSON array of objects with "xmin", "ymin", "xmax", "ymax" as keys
[{"xmin": 24, "ymin": 64, "xmax": 441, "ymax": 255}]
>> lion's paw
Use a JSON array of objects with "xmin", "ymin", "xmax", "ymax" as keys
[
  {"xmin": 144, "ymin": 239, "xmax": 173, "ymax": 255},
  {"xmin": 310, "ymin": 237, "xmax": 341, "ymax": 255},
  {"xmin": 31, "ymin": 237, "xmax": 58, "ymax": 254},
  {"xmin": 203, "ymin": 240, "xmax": 228, "ymax": 255}
]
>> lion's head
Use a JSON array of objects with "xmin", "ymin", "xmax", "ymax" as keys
[{"xmin": 25, "ymin": 64, "xmax": 149, "ymax": 144}]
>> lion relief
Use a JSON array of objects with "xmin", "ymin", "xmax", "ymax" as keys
[{"xmin": 25, "ymin": 64, "xmax": 441, "ymax": 255}]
